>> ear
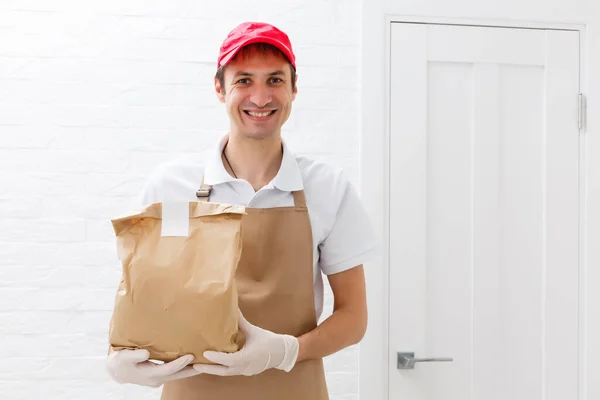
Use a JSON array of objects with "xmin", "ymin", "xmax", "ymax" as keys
[
  {"xmin": 292, "ymin": 74, "xmax": 298, "ymax": 101},
  {"xmin": 214, "ymin": 77, "xmax": 226, "ymax": 103}
]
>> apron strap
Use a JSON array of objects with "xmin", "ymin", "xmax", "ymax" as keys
[
  {"xmin": 292, "ymin": 190, "xmax": 306, "ymax": 208},
  {"xmin": 196, "ymin": 176, "xmax": 212, "ymax": 202}
]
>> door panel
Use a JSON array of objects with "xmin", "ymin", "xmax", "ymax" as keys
[
  {"xmin": 389, "ymin": 23, "xmax": 580, "ymax": 400},
  {"xmin": 427, "ymin": 25, "xmax": 546, "ymax": 65}
]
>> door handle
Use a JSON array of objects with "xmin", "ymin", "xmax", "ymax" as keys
[{"xmin": 397, "ymin": 352, "xmax": 453, "ymax": 369}]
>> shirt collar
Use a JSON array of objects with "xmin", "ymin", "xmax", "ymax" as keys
[
  {"xmin": 203, "ymin": 134, "xmax": 304, "ymax": 192},
  {"xmin": 203, "ymin": 135, "xmax": 236, "ymax": 186}
]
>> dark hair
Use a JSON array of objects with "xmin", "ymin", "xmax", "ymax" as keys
[{"xmin": 215, "ymin": 43, "xmax": 297, "ymax": 93}]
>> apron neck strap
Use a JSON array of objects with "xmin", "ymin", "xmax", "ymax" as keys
[{"xmin": 292, "ymin": 190, "xmax": 306, "ymax": 207}]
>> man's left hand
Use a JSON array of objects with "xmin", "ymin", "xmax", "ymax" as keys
[{"xmin": 192, "ymin": 310, "xmax": 299, "ymax": 376}]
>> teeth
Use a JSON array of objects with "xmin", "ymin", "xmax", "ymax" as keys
[{"xmin": 247, "ymin": 111, "xmax": 273, "ymax": 117}]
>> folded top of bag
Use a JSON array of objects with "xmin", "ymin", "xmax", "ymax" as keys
[{"xmin": 111, "ymin": 201, "xmax": 246, "ymax": 237}]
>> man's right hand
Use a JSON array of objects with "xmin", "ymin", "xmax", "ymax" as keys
[{"xmin": 106, "ymin": 349, "xmax": 200, "ymax": 388}]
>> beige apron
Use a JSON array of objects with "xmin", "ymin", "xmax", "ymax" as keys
[{"xmin": 161, "ymin": 180, "xmax": 329, "ymax": 400}]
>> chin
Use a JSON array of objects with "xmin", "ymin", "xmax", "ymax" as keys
[{"xmin": 243, "ymin": 130, "xmax": 278, "ymax": 140}]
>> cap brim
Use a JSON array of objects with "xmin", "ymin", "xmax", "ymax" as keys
[{"xmin": 219, "ymin": 36, "xmax": 294, "ymax": 67}]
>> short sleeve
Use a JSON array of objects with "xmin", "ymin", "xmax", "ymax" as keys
[
  {"xmin": 127, "ymin": 167, "xmax": 164, "ymax": 210},
  {"xmin": 318, "ymin": 180, "xmax": 379, "ymax": 275},
  {"xmin": 123, "ymin": 154, "xmax": 208, "ymax": 215}
]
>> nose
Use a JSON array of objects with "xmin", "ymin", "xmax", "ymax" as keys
[{"xmin": 249, "ymin": 84, "xmax": 272, "ymax": 108}]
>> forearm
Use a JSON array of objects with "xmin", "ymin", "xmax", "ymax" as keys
[{"xmin": 296, "ymin": 306, "xmax": 367, "ymax": 362}]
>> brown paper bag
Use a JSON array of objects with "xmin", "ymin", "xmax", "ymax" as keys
[{"xmin": 108, "ymin": 201, "xmax": 246, "ymax": 363}]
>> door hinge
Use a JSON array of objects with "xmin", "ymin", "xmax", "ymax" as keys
[{"xmin": 579, "ymin": 93, "xmax": 586, "ymax": 131}]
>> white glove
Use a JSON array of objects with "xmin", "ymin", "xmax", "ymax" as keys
[
  {"xmin": 106, "ymin": 349, "xmax": 200, "ymax": 388},
  {"xmin": 192, "ymin": 310, "xmax": 299, "ymax": 376}
]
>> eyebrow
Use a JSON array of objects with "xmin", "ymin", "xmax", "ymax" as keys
[{"xmin": 233, "ymin": 70, "xmax": 286, "ymax": 77}]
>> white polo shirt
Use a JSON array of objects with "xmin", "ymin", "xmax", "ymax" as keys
[{"xmin": 130, "ymin": 135, "xmax": 378, "ymax": 321}]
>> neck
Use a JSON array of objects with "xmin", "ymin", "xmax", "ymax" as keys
[{"xmin": 223, "ymin": 133, "xmax": 283, "ymax": 191}]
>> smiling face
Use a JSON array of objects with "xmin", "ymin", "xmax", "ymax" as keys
[{"xmin": 215, "ymin": 47, "xmax": 297, "ymax": 141}]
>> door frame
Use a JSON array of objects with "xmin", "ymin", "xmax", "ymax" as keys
[{"xmin": 358, "ymin": 13, "xmax": 588, "ymax": 400}]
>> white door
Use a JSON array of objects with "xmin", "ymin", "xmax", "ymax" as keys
[{"xmin": 389, "ymin": 23, "xmax": 580, "ymax": 400}]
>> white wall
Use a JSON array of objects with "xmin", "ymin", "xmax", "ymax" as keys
[
  {"xmin": 0, "ymin": 1, "xmax": 363, "ymax": 399},
  {"xmin": 360, "ymin": 0, "xmax": 600, "ymax": 399}
]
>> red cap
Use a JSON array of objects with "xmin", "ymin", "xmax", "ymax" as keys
[{"xmin": 217, "ymin": 22, "xmax": 296, "ymax": 69}]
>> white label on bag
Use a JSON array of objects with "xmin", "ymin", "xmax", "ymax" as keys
[{"xmin": 161, "ymin": 202, "xmax": 190, "ymax": 237}]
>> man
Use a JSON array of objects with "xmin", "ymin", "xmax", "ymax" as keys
[{"xmin": 105, "ymin": 22, "xmax": 378, "ymax": 399}]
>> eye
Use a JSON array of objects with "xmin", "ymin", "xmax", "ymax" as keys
[
  {"xmin": 270, "ymin": 77, "xmax": 283, "ymax": 84},
  {"xmin": 236, "ymin": 78, "xmax": 250, "ymax": 84}
]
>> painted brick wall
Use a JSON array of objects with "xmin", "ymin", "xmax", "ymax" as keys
[{"xmin": 0, "ymin": 1, "xmax": 362, "ymax": 399}]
